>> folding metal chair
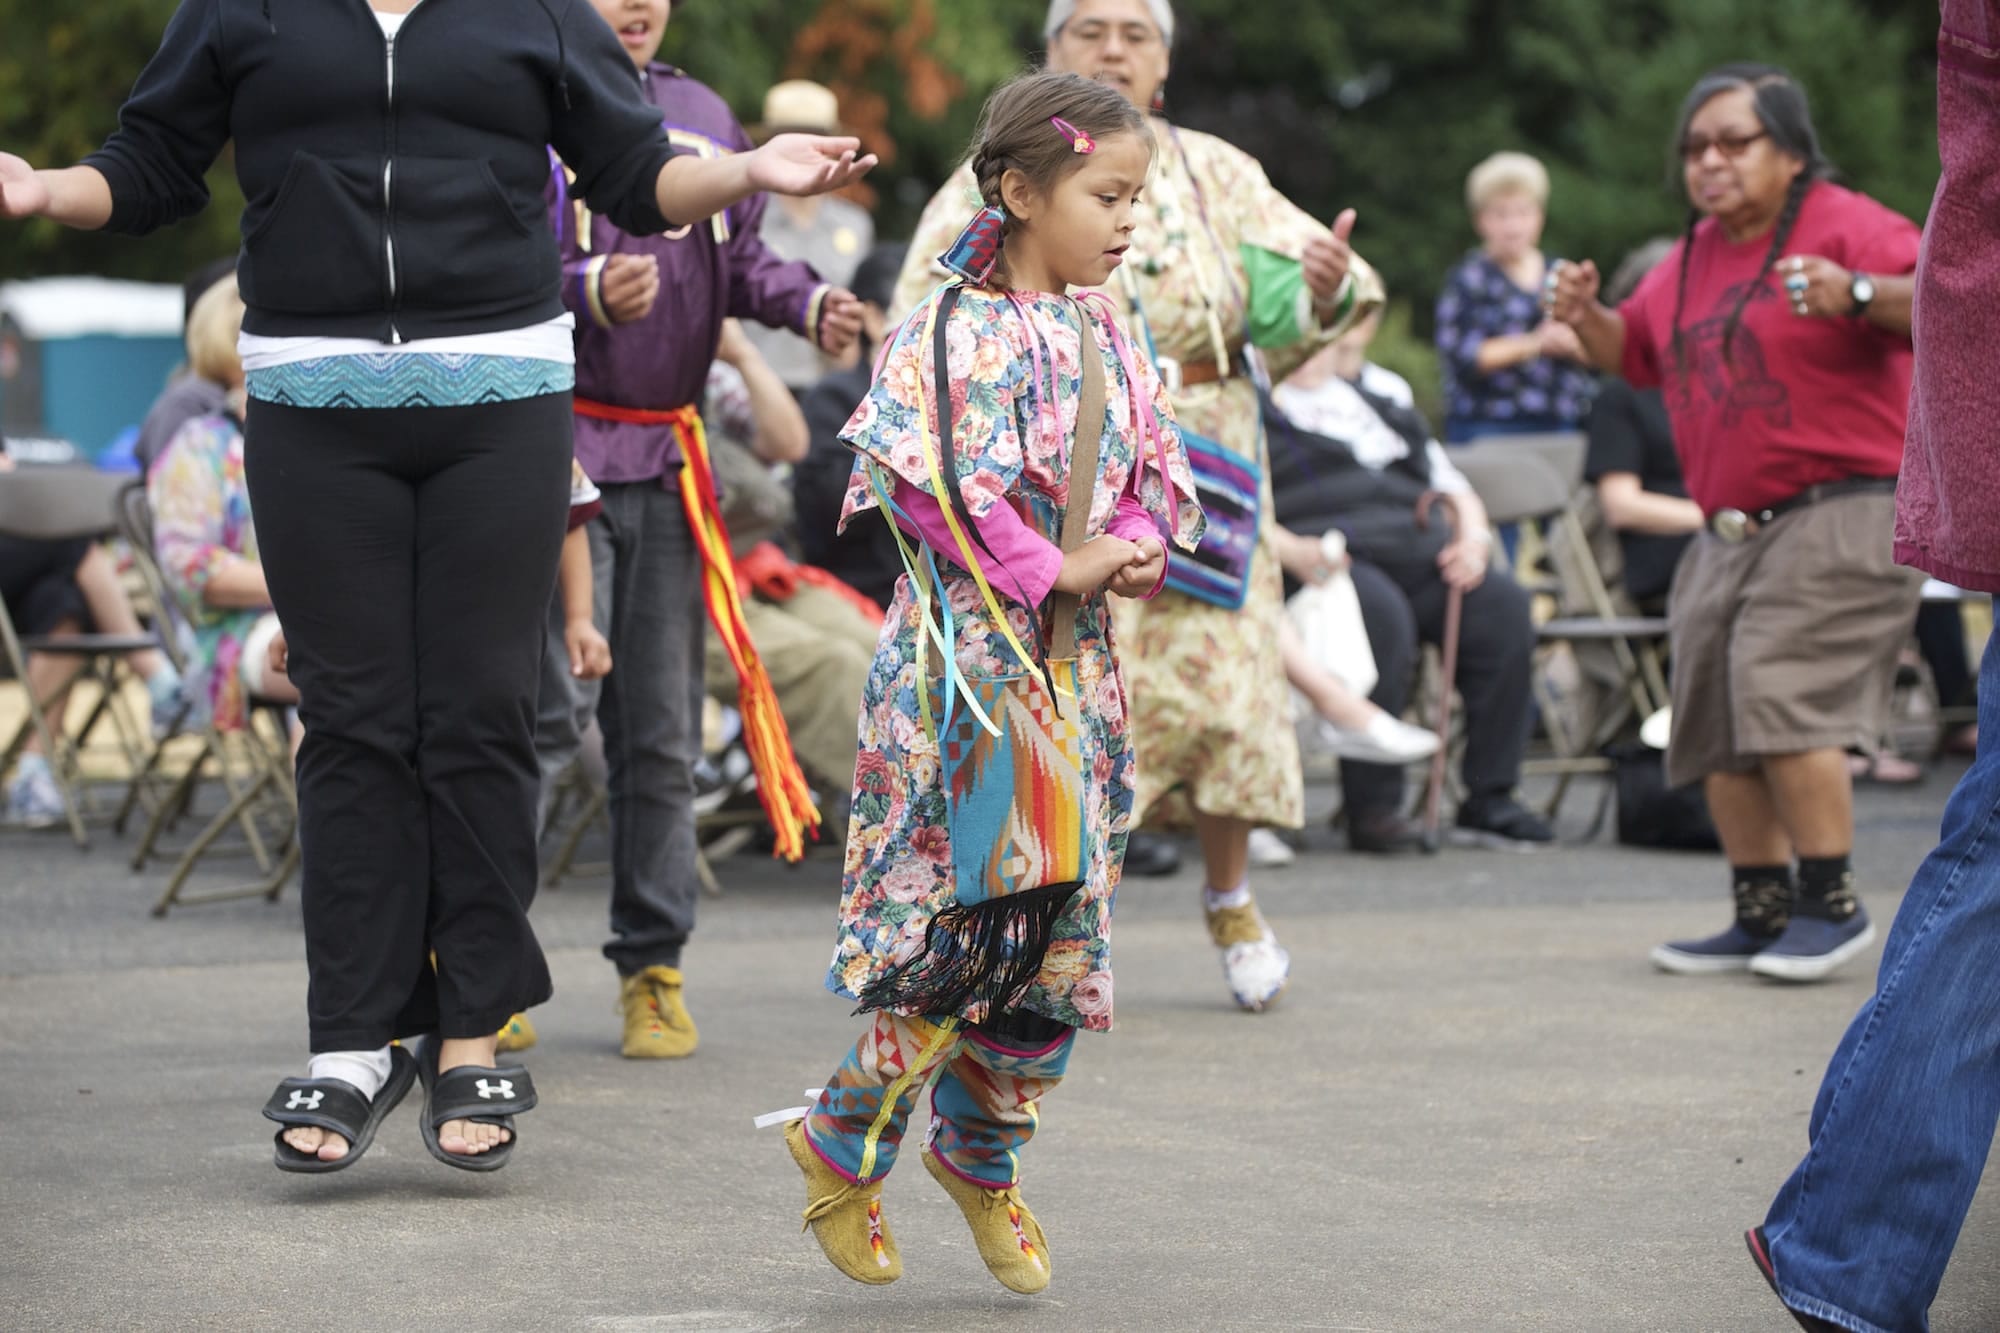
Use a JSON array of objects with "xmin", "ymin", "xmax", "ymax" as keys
[
  {"xmin": 110, "ymin": 480, "xmax": 298, "ymax": 914},
  {"xmin": 0, "ymin": 467, "xmax": 160, "ymax": 847},
  {"xmin": 1453, "ymin": 438, "xmax": 1672, "ymax": 837}
]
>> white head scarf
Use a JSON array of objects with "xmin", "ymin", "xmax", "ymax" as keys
[{"xmin": 1042, "ymin": 0, "xmax": 1176, "ymax": 45}]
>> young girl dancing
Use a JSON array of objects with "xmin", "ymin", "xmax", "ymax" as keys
[{"xmin": 773, "ymin": 70, "xmax": 1202, "ymax": 1293}]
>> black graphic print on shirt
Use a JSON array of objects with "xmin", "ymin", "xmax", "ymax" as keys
[{"xmin": 1671, "ymin": 277, "xmax": 1791, "ymax": 432}]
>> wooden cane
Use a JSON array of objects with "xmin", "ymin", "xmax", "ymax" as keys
[
  {"xmin": 1415, "ymin": 491, "xmax": 1468, "ymax": 849},
  {"xmin": 1424, "ymin": 583, "xmax": 1464, "ymax": 847}
]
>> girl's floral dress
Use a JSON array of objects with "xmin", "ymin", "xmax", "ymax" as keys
[
  {"xmin": 828, "ymin": 288, "xmax": 1202, "ymax": 1031},
  {"xmin": 896, "ymin": 129, "xmax": 1382, "ymax": 831}
]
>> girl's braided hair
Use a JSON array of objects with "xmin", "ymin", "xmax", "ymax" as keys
[{"xmin": 967, "ymin": 70, "xmax": 1151, "ymax": 282}]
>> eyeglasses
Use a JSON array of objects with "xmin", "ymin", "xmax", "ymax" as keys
[
  {"xmin": 1680, "ymin": 130, "xmax": 1770, "ymax": 163},
  {"xmin": 1057, "ymin": 21, "xmax": 1162, "ymax": 50}
]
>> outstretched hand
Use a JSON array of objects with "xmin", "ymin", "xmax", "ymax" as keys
[
  {"xmin": 1303, "ymin": 208, "xmax": 1358, "ymax": 305},
  {"xmin": 746, "ymin": 134, "xmax": 878, "ymax": 199},
  {"xmin": 0, "ymin": 153, "xmax": 50, "ymax": 220}
]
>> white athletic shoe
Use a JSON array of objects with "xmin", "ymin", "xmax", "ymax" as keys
[
  {"xmin": 1316, "ymin": 712, "xmax": 1441, "ymax": 766},
  {"xmin": 1246, "ymin": 827, "xmax": 1296, "ymax": 868}
]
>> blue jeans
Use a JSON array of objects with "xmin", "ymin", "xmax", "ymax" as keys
[{"xmin": 1763, "ymin": 610, "xmax": 2000, "ymax": 1333}]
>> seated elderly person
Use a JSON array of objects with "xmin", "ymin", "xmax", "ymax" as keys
[
  {"xmin": 1270, "ymin": 307, "xmax": 1548, "ymax": 852},
  {"xmin": 145, "ymin": 277, "xmax": 300, "ymax": 744},
  {"xmin": 1, "ymin": 443, "xmax": 184, "ymax": 827},
  {"xmin": 703, "ymin": 320, "xmax": 877, "ymax": 814},
  {"xmin": 1435, "ymin": 152, "xmax": 1596, "ymax": 444}
]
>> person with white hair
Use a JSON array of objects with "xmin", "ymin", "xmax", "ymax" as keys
[
  {"xmin": 1435, "ymin": 150, "xmax": 1596, "ymax": 443},
  {"xmin": 894, "ymin": 0, "xmax": 1387, "ymax": 1013}
]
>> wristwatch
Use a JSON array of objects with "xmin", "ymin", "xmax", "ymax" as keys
[{"xmin": 1848, "ymin": 271, "xmax": 1876, "ymax": 318}]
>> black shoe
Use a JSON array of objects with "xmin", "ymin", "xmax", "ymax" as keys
[
  {"xmin": 1346, "ymin": 809, "xmax": 1434, "ymax": 856},
  {"xmin": 1451, "ymin": 794, "xmax": 1554, "ymax": 849},
  {"xmin": 1123, "ymin": 831, "xmax": 1182, "ymax": 877},
  {"xmin": 1745, "ymin": 1227, "xmax": 1843, "ymax": 1332}
]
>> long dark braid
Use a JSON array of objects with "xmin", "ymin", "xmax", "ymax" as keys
[
  {"xmin": 1719, "ymin": 168, "xmax": 1811, "ymax": 362},
  {"xmin": 1667, "ymin": 206, "xmax": 1701, "ymax": 376}
]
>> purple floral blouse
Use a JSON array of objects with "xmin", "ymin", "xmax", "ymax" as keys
[{"xmin": 1434, "ymin": 249, "xmax": 1597, "ymax": 437}]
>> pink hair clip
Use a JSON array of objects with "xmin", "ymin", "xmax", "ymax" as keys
[{"xmin": 1050, "ymin": 116, "xmax": 1095, "ymax": 154}]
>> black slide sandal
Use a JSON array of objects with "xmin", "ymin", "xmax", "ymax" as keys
[
  {"xmin": 262, "ymin": 1045, "xmax": 417, "ymax": 1174},
  {"xmin": 412, "ymin": 1035, "xmax": 537, "ymax": 1173}
]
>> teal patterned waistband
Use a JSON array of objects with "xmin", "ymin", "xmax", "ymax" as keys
[{"xmin": 246, "ymin": 353, "xmax": 575, "ymax": 410}]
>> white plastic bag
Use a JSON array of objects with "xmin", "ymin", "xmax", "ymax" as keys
[{"xmin": 1285, "ymin": 531, "xmax": 1377, "ymax": 700}]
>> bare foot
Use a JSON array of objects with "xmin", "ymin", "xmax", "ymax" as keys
[
  {"xmin": 436, "ymin": 1034, "xmax": 513, "ymax": 1157},
  {"xmin": 282, "ymin": 1125, "xmax": 350, "ymax": 1162}
]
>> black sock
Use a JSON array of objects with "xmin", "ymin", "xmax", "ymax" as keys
[
  {"xmin": 1729, "ymin": 864, "xmax": 1793, "ymax": 936},
  {"xmin": 1797, "ymin": 854, "xmax": 1854, "ymax": 900}
]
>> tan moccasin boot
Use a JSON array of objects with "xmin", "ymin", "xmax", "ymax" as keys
[
  {"xmin": 620, "ymin": 966, "xmax": 699, "ymax": 1058},
  {"xmin": 1205, "ymin": 901, "xmax": 1291, "ymax": 1012},
  {"xmin": 495, "ymin": 1012, "xmax": 537, "ymax": 1053},
  {"xmin": 784, "ymin": 1119, "xmax": 901, "ymax": 1284},
  {"xmin": 922, "ymin": 1148, "xmax": 1051, "ymax": 1294}
]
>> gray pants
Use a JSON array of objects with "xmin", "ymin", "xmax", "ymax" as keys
[{"xmin": 534, "ymin": 481, "xmax": 702, "ymax": 974}]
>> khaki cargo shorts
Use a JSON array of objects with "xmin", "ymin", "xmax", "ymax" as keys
[{"xmin": 1665, "ymin": 492, "xmax": 1922, "ymax": 787}]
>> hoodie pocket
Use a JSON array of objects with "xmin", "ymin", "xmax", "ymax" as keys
[
  {"xmin": 238, "ymin": 152, "xmax": 385, "ymax": 316},
  {"xmin": 392, "ymin": 157, "xmax": 554, "ymax": 314}
]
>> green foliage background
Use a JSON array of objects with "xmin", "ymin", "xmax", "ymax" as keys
[{"xmin": 1, "ymin": 0, "xmax": 1938, "ymax": 404}]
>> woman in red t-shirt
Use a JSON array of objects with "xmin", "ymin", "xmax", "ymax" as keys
[{"xmin": 1549, "ymin": 63, "xmax": 1922, "ymax": 986}]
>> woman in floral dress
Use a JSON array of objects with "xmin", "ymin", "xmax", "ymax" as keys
[{"xmin": 894, "ymin": 0, "xmax": 1381, "ymax": 1011}]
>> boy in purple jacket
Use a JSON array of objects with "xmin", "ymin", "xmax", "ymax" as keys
[{"xmin": 538, "ymin": 0, "xmax": 862, "ymax": 1059}]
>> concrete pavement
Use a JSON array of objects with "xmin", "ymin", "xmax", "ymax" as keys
[{"xmin": 3, "ymin": 770, "xmax": 1996, "ymax": 1331}]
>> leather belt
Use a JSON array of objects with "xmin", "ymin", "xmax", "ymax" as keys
[
  {"xmin": 1707, "ymin": 476, "xmax": 1897, "ymax": 543},
  {"xmin": 1155, "ymin": 350, "xmax": 1241, "ymax": 393}
]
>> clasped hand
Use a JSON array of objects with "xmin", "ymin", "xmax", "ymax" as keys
[{"xmin": 1056, "ymin": 534, "xmax": 1165, "ymax": 598}]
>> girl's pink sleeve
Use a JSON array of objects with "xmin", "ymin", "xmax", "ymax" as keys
[
  {"xmin": 891, "ymin": 477, "xmax": 1064, "ymax": 608},
  {"xmin": 1106, "ymin": 474, "xmax": 1169, "ymax": 599}
]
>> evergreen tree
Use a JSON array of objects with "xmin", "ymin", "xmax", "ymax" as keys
[{"xmin": 1, "ymin": 0, "xmax": 1940, "ymax": 354}]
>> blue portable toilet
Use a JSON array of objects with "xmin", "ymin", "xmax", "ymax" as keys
[{"xmin": 0, "ymin": 278, "xmax": 185, "ymax": 462}]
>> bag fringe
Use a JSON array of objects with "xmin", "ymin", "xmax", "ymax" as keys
[{"xmin": 853, "ymin": 881, "xmax": 1081, "ymax": 1018}]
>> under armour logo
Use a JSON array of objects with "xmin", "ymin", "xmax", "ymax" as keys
[
  {"xmin": 286, "ymin": 1090, "xmax": 324, "ymax": 1111},
  {"xmin": 475, "ymin": 1078, "xmax": 514, "ymax": 1100}
]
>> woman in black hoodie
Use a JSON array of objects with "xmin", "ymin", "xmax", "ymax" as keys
[{"xmin": 0, "ymin": 0, "xmax": 873, "ymax": 1175}]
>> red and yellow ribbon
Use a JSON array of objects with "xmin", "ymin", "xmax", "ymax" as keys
[{"xmin": 573, "ymin": 397, "xmax": 821, "ymax": 861}]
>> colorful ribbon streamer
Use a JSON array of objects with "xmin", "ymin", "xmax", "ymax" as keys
[{"xmin": 572, "ymin": 397, "xmax": 821, "ymax": 861}]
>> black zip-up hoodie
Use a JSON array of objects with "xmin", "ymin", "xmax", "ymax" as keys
[{"xmin": 84, "ymin": 0, "xmax": 678, "ymax": 343}]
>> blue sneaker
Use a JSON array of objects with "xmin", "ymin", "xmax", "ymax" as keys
[
  {"xmin": 146, "ymin": 665, "xmax": 187, "ymax": 739},
  {"xmin": 1651, "ymin": 922, "xmax": 1782, "ymax": 975},
  {"xmin": 5, "ymin": 755, "xmax": 66, "ymax": 830},
  {"xmin": 1749, "ymin": 903, "xmax": 1876, "ymax": 983}
]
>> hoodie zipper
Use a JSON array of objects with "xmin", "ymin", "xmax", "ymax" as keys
[{"xmin": 382, "ymin": 25, "xmax": 401, "ymax": 344}]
